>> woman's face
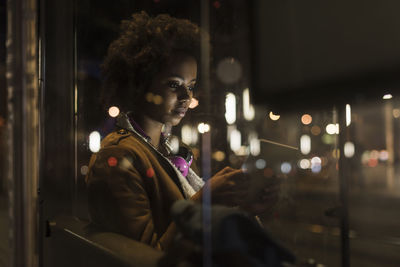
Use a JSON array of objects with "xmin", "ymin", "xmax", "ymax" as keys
[{"xmin": 143, "ymin": 53, "xmax": 197, "ymax": 126}]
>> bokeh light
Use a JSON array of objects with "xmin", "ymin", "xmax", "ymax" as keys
[
  {"xmin": 241, "ymin": 163, "xmax": 249, "ymax": 173},
  {"xmin": 361, "ymin": 151, "xmax": 370, "ymax": 165},
  {"xmin": 383, "ymin": 94, "xmax": 393, "ymax": 100},
  {"xmin": 225, "ymin": 93, "xmax": 236, "ymax": 124},
  {"xmin": 393, "ymin": 108, "xmax": 400, "ymax": 118},
  {"xmin": 269, "ymin": 111, "xmax": 280, "ymax": 121},
  {"xmin": 189, "ymin": 98, "xmax": 199, "ymax": 109},
  {"xmin": 89, "ymin": 131, "xmax": 101, "ymax": 153},
  {"xmin": 311, "ymin": 156, "xmax": 322, "ymax": 173},
  {"xmin": 181, "ymin": 125, "xmax": 192, "ymax": 145},
  {"xmin": 322, "ymin": 134, "xmax": 334, "ymax": 144},
  {"xmin": 153, "ymin": 95, "xmax": 163, "ymax": 105},
  {"xmin": 248, "ymin": 132, "xmax": 260, "ymax": 156},
  {"xmin": 346, "ymin": 104, "xmax": 351, "ymax": 126},
  {"xmin": 80, "ymin": 165, "xmax": 89, "ymax": 175},
  {"xmin": 108, "ymin": 106, "xmax": 120, "ymax": 117},
  {"xmin": 280, "ymin": 162, "xmax": 292, "ymax": 174},
  {"xmin": 255, "ymin": 159, "xmax": 266, "ymax": 169},
  {"xmin": 368, "ymin": 158, "xmax": 378, "ymax": 167},
  {"xmin": 182, "ymin": 125, "xmax": 199, "ymax": 145},
  {"xmin": 309, "ymin": 224, "xmax": 324, "ymax": 234},
  {"xmin": 235, "ymin": 146, "xmax": 248, "ymax": 156},
  {"xmin": 145, "ymin": 92, "xmax": 163, "ymax": 105},
  {"xmin": 301, "ymin": 114, "xmax": 312, "ymax": 125},
  {"xmin": 326, "ymin": 123, "xmax": 339, "ymax": 135},
  {"xmin": 169, "ymin": 136, "xmax": 179, "ymax": 154},
  {"xmin": 299, "ymin": 159, "xmax": 311, "ymax": 169},
  {"xmin": 243, "ymin": 88, "xmax": 255, "ymax": 121},
  {"xmin": 216, "ymin": 57, "xmax": 243, "ymax": 84},
  {"xmin": 213, "ymin": 0, "xmax": 221, "ymax": 9},
  {"xmin": 146, "ymin": 168, "xmax": 155, "ymax": 178},
  {"xmin": 300, "ymin": 135, "xmax": 311, "ymax": 155},
  {"xmin": 344, "ymin": 142, "xmax": 355, "ymax": 158},
  {"xmin": 230, "ymin": 128, "xmax": 241, "ymax": 152},
  {"xmin": 212, "ymin": 151, "xmax": 226, "ymax": 162},
  {"xmin": 145, "ymin": 92, "xmax": 154, "ymax": 103},
  {"xmin": 263, "ymin": 168, "xmax": 274, "ymax": 177},
  {"xmin": 379, "ymin": 150, "xmax": 389, "ymax": 161},
  {"xmin": 311, "ymin": 164, "xmax": 322, "ymax": 173},
  {"xmin": 311, "ymin": 126, "xmax": 321, "ymax": 135},
  {"xmin": 107, "ymin": 157, "xmax": 118, "ymax": 167},
  {"xmin": 370, "ymin": 150, "xmax": 379, "ymax": 159},
  {"xmin": 197, "ymin": 122, "xmax": 210, "ymax": 134},
  {"xmin": 311, "ymin": 156, "xmax": 322, "ymax": 165}
]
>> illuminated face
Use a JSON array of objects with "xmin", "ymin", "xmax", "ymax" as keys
[{"xmin": 143, "ymin": 53, "xmax": 197, "ymax": 126}]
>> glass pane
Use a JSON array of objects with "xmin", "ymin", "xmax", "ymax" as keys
[
  {"xmin": 347, "ymin": 99, "xmax": 400, "ymax": 267},
  {"xmin": 74, "ymin": 1, "xmax": 400, "ymax": 266},
  {"xmin": 74, "ymin": 1, "xmax": 340, "ymax": 265},
  {"xmin": 261, "ymin": 108, "xmax": 342, "ymax": 266},
  {"xmin": 0, "ymin": 0, "xmax": 10, "ymax": 266}
]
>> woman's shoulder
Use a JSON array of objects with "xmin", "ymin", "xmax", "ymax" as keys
[
  {"xmin": 85, "ymin": 130, "xmax": 153, "ymax": 182},
  {"xmin": 101, "ymin": 129, "xmax": 144, "ymax": 150},
  {"xmin": 88, "ymin": 130, "xmax": 152, "ymax": 166}
]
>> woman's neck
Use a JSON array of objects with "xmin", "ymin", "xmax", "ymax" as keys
[{"xmin": 132, "ymin": 114, "xmax": 163, "ymax": 148}]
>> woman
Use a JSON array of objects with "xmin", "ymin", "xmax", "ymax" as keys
[{"xmin": 86, "ymin": 12, "xmax": 278, "ymax": 250}]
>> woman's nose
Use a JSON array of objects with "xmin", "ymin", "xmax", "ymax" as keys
[{"xmin": 178, "ymin": 85, "xmax": 192, "ymax": 101}]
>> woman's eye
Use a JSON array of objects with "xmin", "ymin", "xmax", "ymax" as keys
[
  {"xmin": 167, "ymin": 81, "xmax": 195, "ymax": 92},
  {"xmin": 168, "ymin": 81, "xmax": 180, "ymax": 89}
]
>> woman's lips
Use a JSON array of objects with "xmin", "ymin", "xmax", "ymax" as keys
[{"xmin": 173, "ymin": 107, "xmax": 187, "ymax": 117}]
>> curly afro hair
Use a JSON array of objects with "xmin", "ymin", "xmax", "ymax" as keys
[{"xmin": 101, "ymin": 11, "xmax": 203, "ymax": 112}]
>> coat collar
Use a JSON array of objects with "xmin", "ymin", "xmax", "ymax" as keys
[{"xmin": 114, "ymin": 112, "xmax": 204, "ymax": 199}]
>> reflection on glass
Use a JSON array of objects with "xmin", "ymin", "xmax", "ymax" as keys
[
  {"xmin": 88, "ymin": 131, "xmax": 101, "ymax": 153},
  {"xmin": 269, "ymin": 111, "xmax": 280, "ymax": 121},
  {"xmin": 108, "ymin": 106, "xmax": 120, "ymax": 118},
  {"xmin": 243, "ymin": 88, "xmax": 255, "ymax": 121},
  {"xmin": 225, "ymin": 93, "xmax": 236, "ymax": 124},
  {"xmin": 344, "ymin": 141, "xmax": 355, "ymax": 158},
  {"xmin": 301, "ymin": 114, "xmax": 312, "ymax": 125},
  {"xmin": 300, "ymin": 134, "xmax": 311, "ymax": 155},
  {"xmin": 346, "ymin": 104, "xmax": 351, "ymax": 126},
  {"xmin": 73, "ymin": 1, "xmax": 400, "ymax": 265}
]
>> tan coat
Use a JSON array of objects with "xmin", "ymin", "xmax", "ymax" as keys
[{"xmin": 86, "ymin": 129, "xmax": 189, "ymax": 250}]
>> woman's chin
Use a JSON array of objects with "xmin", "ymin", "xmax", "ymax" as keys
[
  {"xmin": 170, "ymin": 117, "xmax": 183, "ymax": 126},
  {"xmin": 162, "ymin": 115, "xmax": 183, "ymax": 127}
]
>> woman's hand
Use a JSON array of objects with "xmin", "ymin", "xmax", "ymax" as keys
[
  {"xmin": 190, "ymin": 166, "xmax": 281, "ymax": 216},
  {"xmin": 191, "ymin": 166, "xmax": 249, "ymax": 207}
]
